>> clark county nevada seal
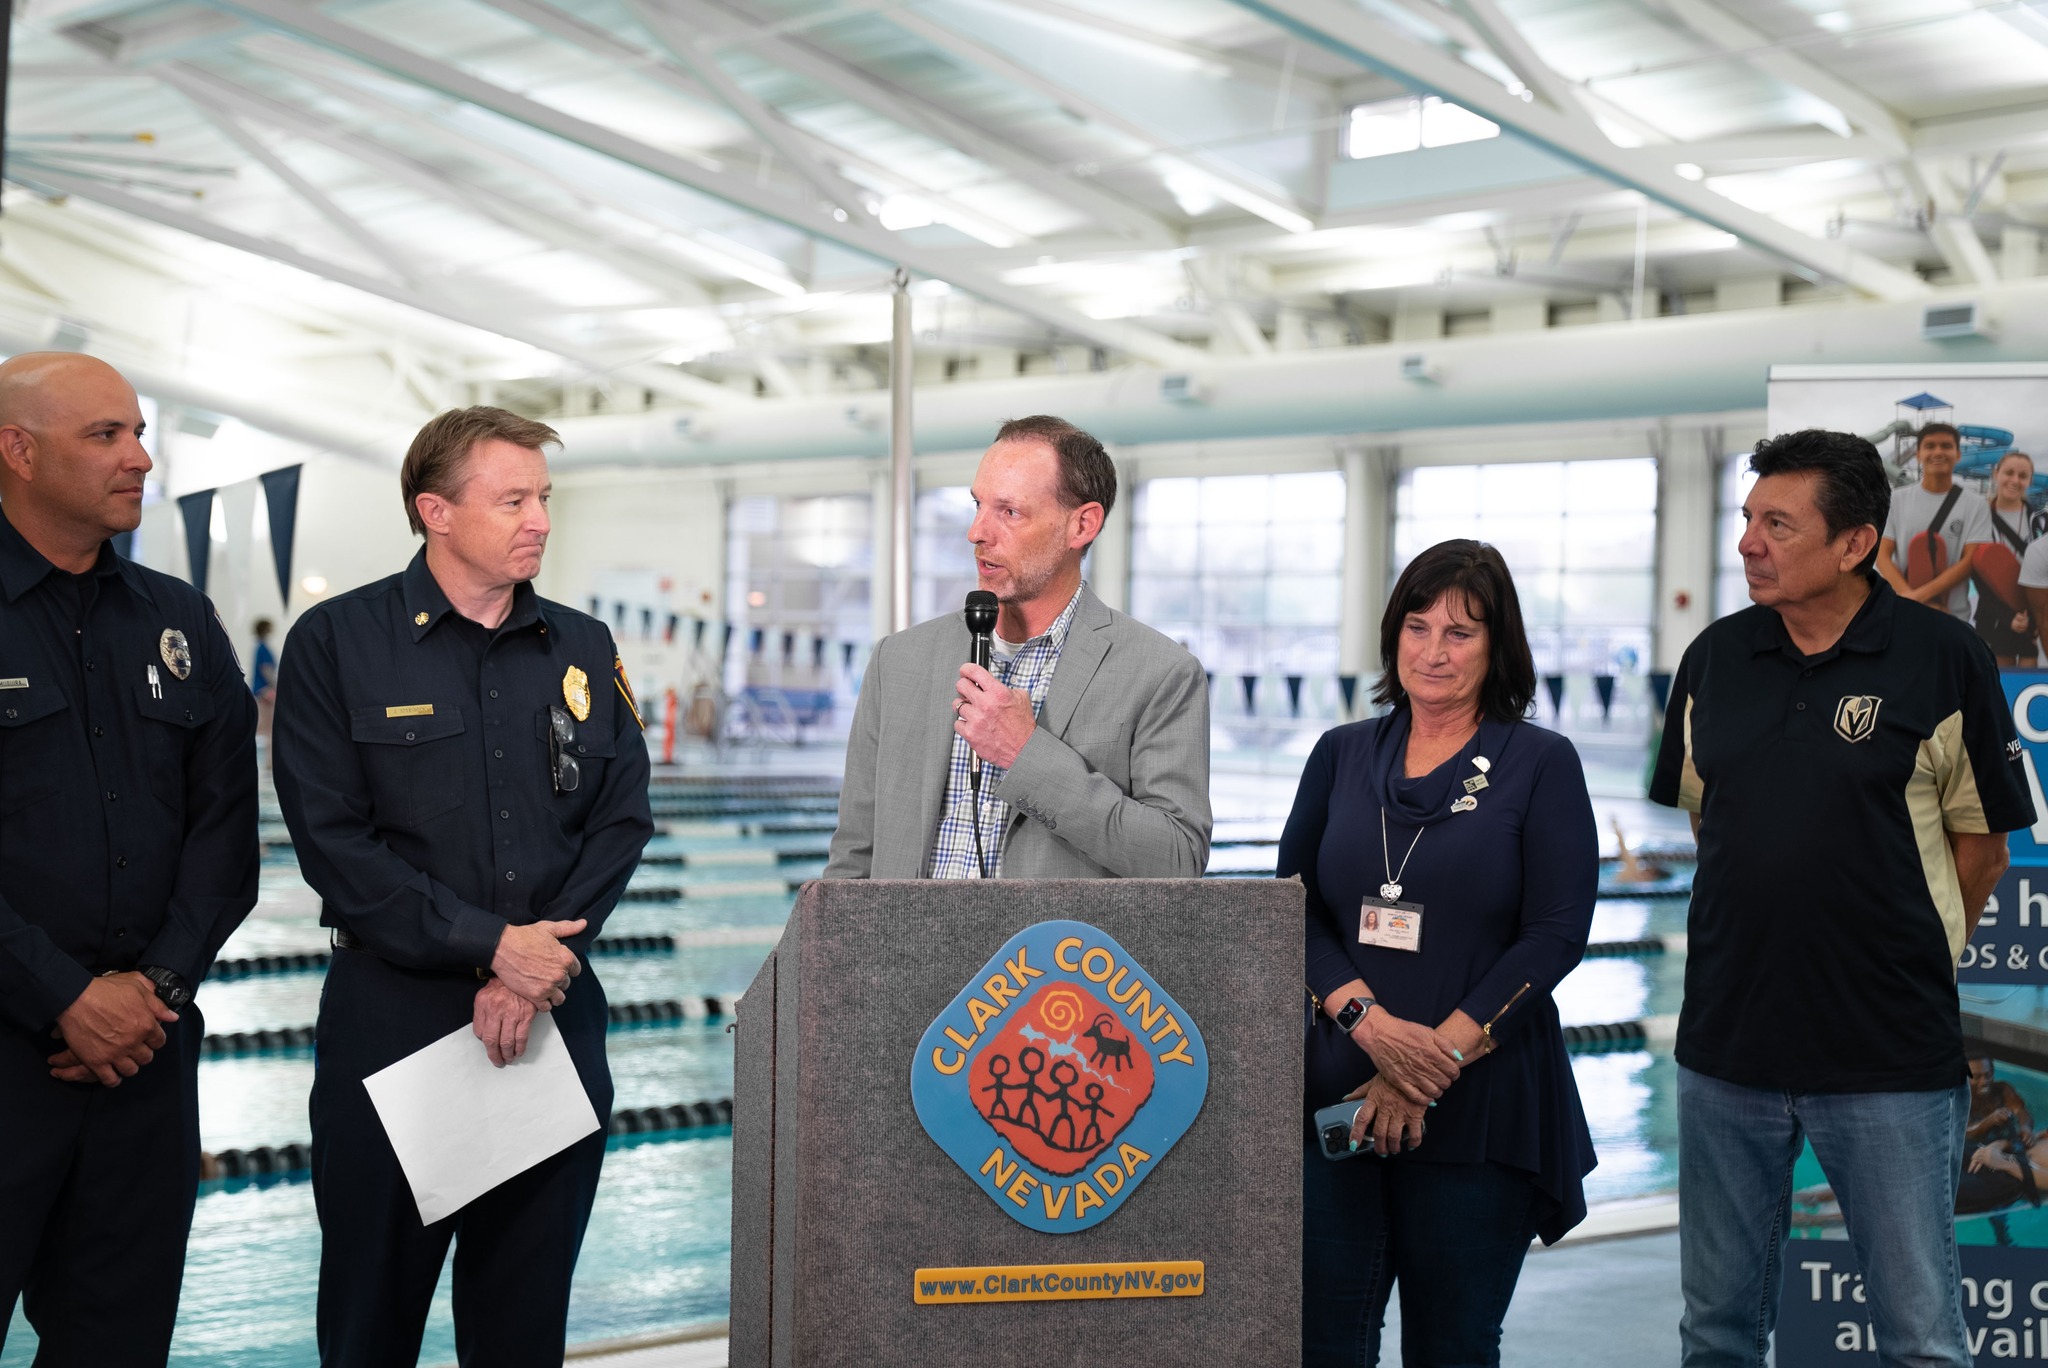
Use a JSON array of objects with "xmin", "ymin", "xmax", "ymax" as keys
[{"xmin": 910, "ymin": 920, "xmax": 1209, "ymax": 1234}]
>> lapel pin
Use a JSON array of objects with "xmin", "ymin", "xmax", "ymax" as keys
[{"xmin": 1451, "ymin": 795, "xmax": 1478, "ymax": 814}]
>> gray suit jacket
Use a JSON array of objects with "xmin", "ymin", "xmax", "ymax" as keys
[{"xmin": 824, "ymin": 585, "xmax": 1211, "ymax": 879}]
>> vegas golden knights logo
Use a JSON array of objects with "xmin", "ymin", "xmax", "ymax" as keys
[{"xmin": 1833, "ymin": 695, "xmax": 1882, "ymax": 744}]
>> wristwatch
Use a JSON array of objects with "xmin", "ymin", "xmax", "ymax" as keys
[
  {"xmin": 1334, "ymin": 996, "xmax": 1376, "ymax": 1032},
  {"xmin": 137, "ymin": 965, "xmax": 192, "ymax": 1011}
]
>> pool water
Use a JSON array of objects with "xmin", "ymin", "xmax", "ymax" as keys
[{"xmin": 7, "ymin": 816, "xmax": 1703, "ymax": 1366}]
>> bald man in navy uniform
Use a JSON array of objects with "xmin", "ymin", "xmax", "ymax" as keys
[
  {"xmin": 0, "ymin": 353, "xmax": 259, "ymax": 1364},
  {"xmin": 273, "ymin": 406, "xmax": 652, "ymax": 1368}
]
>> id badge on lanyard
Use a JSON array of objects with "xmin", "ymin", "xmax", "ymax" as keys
[{"xmin": 1359, "ymin": 896, "xmax": 1424, "ymax": 952}]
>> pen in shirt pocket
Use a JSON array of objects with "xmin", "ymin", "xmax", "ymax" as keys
[{"xmin": 147, "ymin": 663, "xmax": 161, "ymax": 699}]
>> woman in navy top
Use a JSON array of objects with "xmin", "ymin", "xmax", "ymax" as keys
[{"xmin": 1283, "ymin": 540, "xmax": 1598, "ymax": 1368}]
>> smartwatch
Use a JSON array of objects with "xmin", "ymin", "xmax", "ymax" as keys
[
  {"xmin": 1334, "ymin": 996, "xmax": 1375, "ymax": 1032},
  {"xmin": 137, "ymin": 965, "xmax": 192, "ymax": 1012}
]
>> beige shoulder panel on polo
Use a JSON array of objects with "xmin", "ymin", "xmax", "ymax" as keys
[
  {"xmin": 1677, "ymin": 697, "xmax": 1704, "ymax": 813},
  {"xmin": 1906, "ymin": 709, "xmax": 1979, "ymax": 962}
]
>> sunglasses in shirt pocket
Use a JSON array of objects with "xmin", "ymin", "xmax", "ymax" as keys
[
  {"xmin": 349, "ymin": 705, "xmax": 467, "ymax": 827},
  {"xmin": 535, "ymin": 706, "xmax": 614, "ymax": 824}
]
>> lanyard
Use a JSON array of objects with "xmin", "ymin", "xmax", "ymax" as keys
[{"xmin": 1379, "ymin": 808, "xmax": 1422, "ymax": 901}]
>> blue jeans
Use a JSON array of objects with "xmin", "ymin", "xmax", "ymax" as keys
[
  {"xmin": 1676, "ymin": 1065, "xmax": 1971, "ymax": 1368},
  {"xmin": 1302, "ymin": 1144, "xmax": 1540, "ymax": 1368}
]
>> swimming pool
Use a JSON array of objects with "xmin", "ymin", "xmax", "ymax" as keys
[{"xmin": 5, "ymin": 797, "xmax": 1704, "ymax": 1366}]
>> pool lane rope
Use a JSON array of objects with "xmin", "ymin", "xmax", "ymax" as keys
[
  {"xmin": 198, "ymin": 995, "xmax": 745, "ymax": 1057},
  {"xmin": 209, "ymin": 931, "xmax": 1692, "ymax": 983},
  {"xmin": 201, "ymin": 1099, "xmax": 736, "ymax": 1183}
]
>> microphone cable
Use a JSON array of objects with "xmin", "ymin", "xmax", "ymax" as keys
[
  {"xmin": 969, "ymin": 759, "xmax": 990, "ymax": 880},
  {"xmin": 963, "ymin": 589, "xmax": 1000, "ymax": 882}
]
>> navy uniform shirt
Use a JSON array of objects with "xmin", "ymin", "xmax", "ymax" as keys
[
  {"xmin": 271, "ymin": 550, "xmax": 652, "ymax": 969},
  {"xmin": 1650, "ymin": 574, "xmax": 2035, "ymax": 1093},
  {"xmin": 0, "ymin": 511, "xmax": 259, "ymax": 1036}
]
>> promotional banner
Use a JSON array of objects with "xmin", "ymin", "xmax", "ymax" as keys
[
  {"xmin": 1774, "ymin": 1057, "xmax": 2048, "ymax": 1364},
  {"xmin": 1778, "ymin": 1245, "xmax": 2048, "ymax": 1361},
  {"xmin": 1765, "ymin": 368, "xmax": 2048, "ymax": 1367},
  {"xmin": 1957, "ymin": 671, "xmax": 2048, "ymax": 984},
  {"xmin": 1766, "ymin": 365, "xmax": 2048, "ymax": 490}
]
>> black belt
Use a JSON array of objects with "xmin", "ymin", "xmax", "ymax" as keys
[{"xmin": 331, "ymin": 926, "xmax": 490, "ymax": 980}]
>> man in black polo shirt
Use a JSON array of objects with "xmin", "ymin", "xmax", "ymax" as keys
[
  {"xmin": 1652, "ymin": 428, "xmax": 2032, "ymax": 1368},
  {"xmin": 0, "ymin": 353, "xmax": 259, "ymax": 1362}
]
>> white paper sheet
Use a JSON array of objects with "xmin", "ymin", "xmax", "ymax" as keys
[{"xmin": 362, "ymin": 1013, "xmax": 601, "ymax": 1225}]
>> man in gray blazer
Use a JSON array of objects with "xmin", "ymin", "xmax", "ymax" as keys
[{"xmin": 826, "ymin": 415, "xmax": 1211, "ymax": 880}]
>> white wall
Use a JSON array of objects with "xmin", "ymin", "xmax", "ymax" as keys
[
  {"xmin": 538, "ymin": 468, "xmax": 728, "ymax": 713},
  {"xmin": 135, "ymin": 453, "xmax": 420, "ymax": 676}
]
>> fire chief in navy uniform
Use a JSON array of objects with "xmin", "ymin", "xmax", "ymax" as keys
[
  {"xmin": 0, "ymin": 353, "xmax": 258, "ymax": 1365},
  {"xmin": 273, "ymin": 407, "xmax": 653, "ymax": 1367}
]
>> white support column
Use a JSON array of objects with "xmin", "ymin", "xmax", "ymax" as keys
[
  {"xmin": 1090, "ymin": 453, "xmax": 1134, "ymax": 611},
  {"xmin": 1655, "ymin": 426, "xmax": 1721, "ymax": 670},
  {"xmin": 870, "ymin": 463, "xmax": 896, "ymax": 647},
  {"xmin": 889, "ymin": 272, "xmax": 914, "ymax": 635},
  {"xmin": 1339, "ymin": 444, "xmax": 1395, "ymax": 708},
  {"xmin": 218, "ymin": 480, "xmax": 259, "ymax": 683}
]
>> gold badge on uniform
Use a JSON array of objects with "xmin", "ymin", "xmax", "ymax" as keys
[
  {"xmin": 414, "ymin": 611, "xmax": 430, "ymax": 627},
  {"xmin": 563, "ymin": 666, "xmax": 591, "ymax": 722},
  {"xmin": 159, "ymin": 629, "xmax": 192, "ymax": 681}
]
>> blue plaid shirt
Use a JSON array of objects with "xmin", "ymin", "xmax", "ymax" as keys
[{"xmin": 924, "ymin": 586, "xmax": 1083, "ymax": 879}]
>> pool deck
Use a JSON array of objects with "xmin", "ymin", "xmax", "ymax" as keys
[{"xmin": 570, "ymin": 1224, "xmax": 1689, "ymax": 1368}]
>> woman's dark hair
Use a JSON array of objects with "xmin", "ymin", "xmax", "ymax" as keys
[
  {"xmin": 1372, "ymin": 540, "xmax": 1535, "ymax": 722},
  {"xmin": 1748, "ymin": 429, "xmax": 1890, "ymax": 573}
]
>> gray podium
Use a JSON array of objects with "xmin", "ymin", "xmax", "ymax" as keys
[{"xmin": 729, "ymin": 878, "xmax": 1303, "ymax": 1367}]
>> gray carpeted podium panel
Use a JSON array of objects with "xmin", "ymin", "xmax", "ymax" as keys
[{"xmin": 730, "ymin": 878, "xmax": 1303, "ymax": 1367}]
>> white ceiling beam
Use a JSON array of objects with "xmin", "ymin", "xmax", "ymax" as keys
[
  {"xmin": 186, "ymin": 0, "xmax": 1209, "ymax": 366},
  {"xmin": 184, "ymin": 97, "xmax": 426, "ymax": 288},
  {"xmin": 1912, "ymin": 105, "xmax": 2048, "ymax": 157},
  {"xmin": 1443, "ymin": 0, "xmax": 1592, "ymax": 126},
  {"xmin": 1185, "ymin": 257, "xmax": 1272, "ymax": 355},
  {"xmin": 885, "ymin": 7, "xmax": 1317, "ymax": 235},
  {"xmin": 663, "ymin": 0, "xmax": 1176, "ymax": 245},
  {"xmin": 753, "ymin": 351, "xmax": 803, "ymax": 398},
  {"xmin": 161, "ymin": 62, "xmax": 722, "ymax": 306},
  {"xmin": 16, "ymin": 166, "xmax": 744, "ymax": 407},
  {"xmin": 615, "ymin": 0, "xmax": 872, "ymax": 223},
  {"xmin": 1654, "ymin": 132, "xmax": 1889, "ymax": 165},
  {"xmin": 971, "ymin": 0, "xmax": 1314, "ymax": 90},
  {"xmin": 470, "ymin": 0, "xmax": 1024, "ymax": 248},
  {"xmin": 1653, "ymin": 0, "xmax": 1911, "ymax": 155},
  {"xmin": 441, "ymin": 0, "xmax": 724, "ymax": 172},
  {"xmin": 1233, "ymin": 0, "xmax": 1928, "ymax": 299},
  {"xmin": 230, "ymin": 51, "xmax": 769, "ymax": 298},
  {"xmin": 1900, "ymin": 160, "xmax": 1999, "ymax": 285}
]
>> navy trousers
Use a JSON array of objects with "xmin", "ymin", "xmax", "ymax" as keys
[
  {"xmin": 0, "ymin": 1007, "xmax": 203, "ymax": 1366},
  {"xmin": 1301, "ymin": 1144, "xmax": 1542, "ymax": 1368},
  {"xmin": 311, "ymin": 946, "xmax": 612, "ymax": 1368}
]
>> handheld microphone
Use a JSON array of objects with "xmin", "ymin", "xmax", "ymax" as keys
[
  {"xmin": 962, "ymin": 590, "xmax": 1001, "ymax": 880},
  {"xmin": 963, "ymin": 591, "xmax": 998, "ymax": 778}
]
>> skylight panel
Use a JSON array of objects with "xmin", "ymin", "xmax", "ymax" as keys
[{"xmin": 1345, "ymin": 96, "xmax": 1500, "ymax": 159}]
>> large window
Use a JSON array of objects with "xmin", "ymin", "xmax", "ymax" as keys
[
  {"xmin": 912, "ymin": 487, "xmax": 979, "ymax": 624},
  {"xmin": 912, "ymin": 486, "xmax": 1105, "ymax": 622},
  {"xmin": 1393, "ymin": 459, "xmax": 1658, "ymax": 676},
  {"xmin": 1130, "ymin": 472, "xmax": 1344, "ymax": 676},
  {"xmin": 1129, "ymin": 472, "xmax": 1346, "ymax": 763},
  {"xmin": 724, "ymin": 494, "xmax": 871, "ymax": 737},
  {"xmin": 1714, "ymin": 456, "xmax": 1759, "ymax": 620}
]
